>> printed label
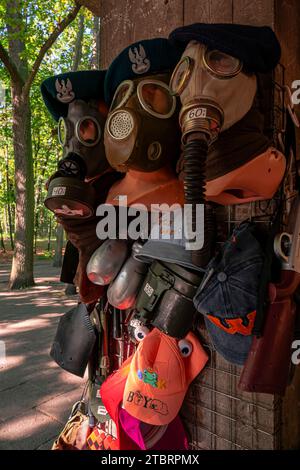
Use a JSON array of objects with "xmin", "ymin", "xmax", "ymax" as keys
[
  {"xmin": 52, "ymin": 186, "xmax": 66, "ymax": 197},
  {"xmin": 144, "ymin": 283, "xmax": 154, "ymax": 297},
  {"xmin": 98, "ymin": 405, "xmax": 108, "ymax": 415},
  {"xmin": 187, "ymin": 107, "xmax": 207, "ymax": 119}
]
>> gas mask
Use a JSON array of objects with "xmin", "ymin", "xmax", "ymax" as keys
[
  {"xmin": 169, "ymin": 40, "xmax": 279, "ymax": 267},
  {"xmin": 104, "ymin": 74, "xmax": 180, "ymax": 173},
  {"xmin": 58, "ymin": 99, "xmax": 108, "ymax": 179},
  {"xmin": 45, "ymin": 99, "xmax": 110, "ymax": 219},
  {"xmin": 171, "ymin": 41, "xmax": 257, "ymax": 140}
]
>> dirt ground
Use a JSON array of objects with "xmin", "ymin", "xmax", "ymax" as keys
[{"xmin": 0, "ymin": 261, "xmax": 85, "ymax": 450}]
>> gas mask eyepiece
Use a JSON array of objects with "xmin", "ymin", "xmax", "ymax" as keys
[{"xmin": 58, "ymin": 115, "xmax": 102, "ymax": 148}]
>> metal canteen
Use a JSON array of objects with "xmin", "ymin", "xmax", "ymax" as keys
[
  {"xmin": 86, "ymin": 239, "xmax": 129, "ymax": 285},
  {"xmin": 107, "ymin": 242, "xmax": 149, "ymax": 309}
]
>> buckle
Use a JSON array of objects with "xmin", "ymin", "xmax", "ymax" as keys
[{"xmin": 100, "ymin": 355, "xmax": 110, "ymax": 374}]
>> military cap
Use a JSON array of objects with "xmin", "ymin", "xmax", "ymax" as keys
[
  {"xmin": 41, "ymin": 70, "xmax": 106, "ymax": 122},
  {"xmin": 169, "ymin": 23, "xmax": 281, "ymax": 73},
  {"xmin": 104, "ymin": 38, "xmax": 182, "ymax": 105}
]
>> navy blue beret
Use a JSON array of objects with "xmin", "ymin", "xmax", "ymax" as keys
[
  {"xmin": 169, "ymin": 23, "xmax": 281, "ymax": 73},
  {"xmin": 41, "ymin": 70, "xmax": 106, "ymax": 122},
  {"xmin": 104, "ymin": 38, "xmax": 182, "ymax": 105}
]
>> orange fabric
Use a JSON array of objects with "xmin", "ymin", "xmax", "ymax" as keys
[
  {"xmin": 123, "ymin": 328, "xmax": 208, "ymax": 426},
  {"xmin": 207, "ymin": 310, "xmax": 256, "ymax": 335},
  {"xmin": 100, "ymin": 356, "xmax": 139, "ymax": 450},
  {"xmin": 205, "ymin": 147, "xmax": 286, "ymax": 205}
]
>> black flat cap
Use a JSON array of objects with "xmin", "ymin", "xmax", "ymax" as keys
[{"xmin": 169, "ymin": 23, "xmax": 281, "ymax": 73}]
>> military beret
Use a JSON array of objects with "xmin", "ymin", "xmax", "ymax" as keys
[
  {"xmin": 104, "ymin": 38, "xmax": 182, "ymax": 105},
  {"xmin": 41, "ymin": 70, "xmax": 106, "ymax": 122},
  {"xmin": 169, "ymin": 23, "xmax": 281, "ymax": 73}
]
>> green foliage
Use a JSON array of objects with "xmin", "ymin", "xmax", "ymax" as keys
[
  {"xmin": 37, "ymin": 249, "xmax": 54, "ymax": 260},
  {"xmin": 0, "ymin": 1, "xmax": 96, "ymax": 240}
]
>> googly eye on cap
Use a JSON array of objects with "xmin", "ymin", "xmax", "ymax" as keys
[
  {"xmin": 128, "ymin": 318, "xmax": 150, "ymax": 343},
  {"xmin": 134, "ymin": 324, "xmax": 150, "ymax": 343},
  {"xmin": 178, "ymin": 339, "xmax": 193, "ymax": 357}
]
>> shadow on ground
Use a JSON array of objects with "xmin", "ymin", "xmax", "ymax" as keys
[{"xmin": 0, "ymin": 262, "xmax": 85, "ymax": 450}]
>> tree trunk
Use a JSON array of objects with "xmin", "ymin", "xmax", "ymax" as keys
[
  {"xmin": 5, "ymin": 146, "xmax": 14, "ymax": 250},
  {"xmin": 90, "ymin": 16, "xmax": 100, "ymax": 69},
  {"xmin": 0, "ymin": 220, "xmax": 6, "ymax": 252},
  {"xmin": 72, "ymin": 14, "xmax": 84, "ymax": 71},
  {"xmin": 7, "ymin": 0, "xmax": 34, "ymax": 288},
  {"xmin": 34, "ymin": 145, "xmax": 51, "ymax": 253},
  {"xmin": 9, "ymin": 85, "xmax": 34, "ymax": 288},
  {"xmin": 53, "ymin": 224, "xmax": 64, "ymax": 267},
  {"xmin": 47, "ymin": 215, "xmax": 52, "ymax": 252}
]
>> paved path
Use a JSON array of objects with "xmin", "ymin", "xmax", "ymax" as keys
[{"xmin": 0, "ymin": 262, "xmax": 85, "ymax": 450}]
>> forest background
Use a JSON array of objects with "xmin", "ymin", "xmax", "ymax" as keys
[{"xmin": 0, "ymin": 0, "xmax": 98, "ymax": 287}]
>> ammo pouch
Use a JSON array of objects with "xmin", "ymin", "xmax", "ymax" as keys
[
  {"xmin": 135, "ymin": 260, "xmax": 202, "ymax": 338},
  {"xmin": 50, "ymin": 303, "xmax": 97, "ymax": 377}
]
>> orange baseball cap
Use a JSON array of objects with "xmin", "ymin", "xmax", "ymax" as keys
[{"xmin": 123, "ymin": 328, "xmax": 208, "ymax": 425}]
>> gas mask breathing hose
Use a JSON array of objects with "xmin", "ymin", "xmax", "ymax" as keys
[{"xmin": 183, "ymin": 132, "xmax": 215, "ymax": 268}]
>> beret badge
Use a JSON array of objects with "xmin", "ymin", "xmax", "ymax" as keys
[
  {"xmin": 128, "ymin": 44, "xmax": 150, "ymax": 74},
  {"xmin": 55, "ymin": 78, "xmax": 75, "ymax": 103}
]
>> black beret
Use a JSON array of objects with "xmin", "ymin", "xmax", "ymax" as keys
[
  {"xmin": 104, "ymin": 38, "xmax": 182, "ymax": 105},
  {"xmin": 169, "ymin": 23, "xmax": 281, "ymax": 73},
  {"xmin": 41, "ymin": 70, "xmax": 106, "ymax": 122}
]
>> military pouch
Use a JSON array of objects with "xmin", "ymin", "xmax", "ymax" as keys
[
  {"xmin": 50, "ymin": 303, "xmax": 97, "ymax": 377},
  {"xmin": 89, "ymin": 375, "xmax": 110, "ymax": 423},
  {"xmin": 88, "ymin": 303, "xmax": 111, "ymax": 423},
  {"xmin": 135, "ymin": 260, "xmax": 202, "ymax": 338}
]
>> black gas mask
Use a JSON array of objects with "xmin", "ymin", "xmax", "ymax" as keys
[{"xmin": 45, "ymin": 99, "xmax": 110, "ymax": 219}]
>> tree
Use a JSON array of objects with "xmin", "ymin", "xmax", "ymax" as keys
[
  {"xmin": 72, "ymin": 13, "xmax": 84, "ymax": 71},
  {"xmin": 90, "ymin": 16, "xmax": 100, "ymax": 69},
  {"xmin": 53, "ymin": 10, "xmax": 86, "ymax": 269},
  {"xmin": 53, "ymin": 224, "xmax": 64, "ymax": 267},
  {"xmin": 0, "ymin": 0, "xmax": 81, "ymax": 288}
]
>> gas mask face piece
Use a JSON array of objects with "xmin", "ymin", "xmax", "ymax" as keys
[
  {"xmin": 104, "ymin": 74, "xmax": 180, "ymax": 172},
  {"xmin": 45, "ymin": 99, "xmax": 110, "ymax": 219},
  {"xmin": 170, "ymin": 41, "xmax": 257, "ymax": 142},
  {"xmin": 58, "ymin": 99, "xmax": 109, "ymax": 179}
]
